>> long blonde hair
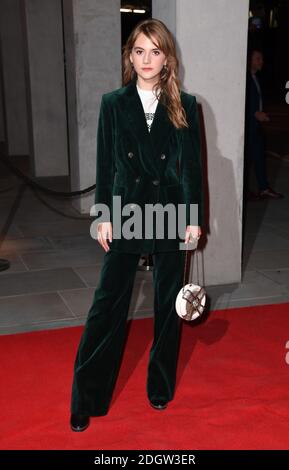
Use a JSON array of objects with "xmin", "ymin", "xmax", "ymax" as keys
[{"xmin": 122, "ymin": 18, "xmax": 188, "ymax": 129}]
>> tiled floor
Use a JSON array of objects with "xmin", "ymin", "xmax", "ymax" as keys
[{"xmin": 0, "ymin": 155, "xmax": 289, "ymax": 335}]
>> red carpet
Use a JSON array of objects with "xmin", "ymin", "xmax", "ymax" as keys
[{"xmin": 1, "ymin": 302, "xmax": 289, "ymax": 450}]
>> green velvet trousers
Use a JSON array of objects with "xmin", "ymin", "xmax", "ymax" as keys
[{"xmin": 70, "ymin": 249, "xmax": 186, "ymax": 416}]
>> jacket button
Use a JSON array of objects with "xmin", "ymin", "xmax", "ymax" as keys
[
  {"xmin": 128, "ymin": 152, "xmax": 134, "ymax": 158},
  {"xmin": 152, "ymin": 180, "xmax": 160, "ymax": 186},
  {"xmin": 160, "ymin": 153, "xmax": 166, "ymax": 160},
  {"xmin": 135, "ymin": 177, "xmax": 140, "ymax": 183}
]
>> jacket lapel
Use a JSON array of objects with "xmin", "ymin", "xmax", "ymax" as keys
[{"xmin": 119, "ymin": 77, "xmax": 175, "ymax": 176}]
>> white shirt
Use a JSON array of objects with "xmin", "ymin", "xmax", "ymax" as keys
[{"xmin": 136, "ymin": 83, "xmax": 159, "ymax": 132}]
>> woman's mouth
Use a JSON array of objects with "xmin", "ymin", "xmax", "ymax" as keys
[{"xmin": 142, "ymin": 67, "xmax": 153, "ymax": 71}]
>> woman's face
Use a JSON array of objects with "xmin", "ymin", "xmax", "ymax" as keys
[{"xmin": 130, "ymin": 32, "xmax": 167, "ymax": 85}]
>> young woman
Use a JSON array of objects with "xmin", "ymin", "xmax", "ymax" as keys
[{"xmin": 70, "ymin": 18, "xmax": 204, "ymax": 432}]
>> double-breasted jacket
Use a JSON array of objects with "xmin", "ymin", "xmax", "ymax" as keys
[{"xmin": 93, "ymin": 76, "xmax": 204, "ymax": 253}]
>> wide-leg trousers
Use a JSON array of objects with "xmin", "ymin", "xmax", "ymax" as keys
[{"xmin": 70, "ymin": 249, "xmax": 186, "ymax": 416}]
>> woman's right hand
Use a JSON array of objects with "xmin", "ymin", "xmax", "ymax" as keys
[{"xmin": 96, "ymin": 222, "xmax": 112, "ymax": 252}]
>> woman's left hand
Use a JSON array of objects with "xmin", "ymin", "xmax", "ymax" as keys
[{"xmin": 185, "ymin": 225, "xmax": 202, "ymax": 244}]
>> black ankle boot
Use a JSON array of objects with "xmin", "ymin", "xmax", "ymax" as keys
[
  {"xmin": 70, "ymin": 413, "xmax": 90, "ymax": 432},
  {"xmin": 149, "ymin": 399, "xmax": 168, "ymax": 410}
]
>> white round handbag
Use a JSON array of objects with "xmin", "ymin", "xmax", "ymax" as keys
[
  {"xmin": 175, "ymin": 283, "xmax": 206, "ymax": 320},
  {"xmin": 175, "ymin": 245, "xmax": 206, "ymax": 321}
]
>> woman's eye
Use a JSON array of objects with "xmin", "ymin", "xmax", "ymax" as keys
[{"xmin": 135, "ymin": 50, "xmax": 160, "ymax": 55}]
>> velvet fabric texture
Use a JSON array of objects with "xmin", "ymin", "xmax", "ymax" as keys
[
  {"xmin": 71, "ymin": 249, "xmax": 186, "ymax": 416},
  {"xmin": 93, "ymin": 76, "xmax": 204, "ymax": 253},
  {"xmin": 70, "ymin": 78, "xmax": 204, "ymax": 416}
]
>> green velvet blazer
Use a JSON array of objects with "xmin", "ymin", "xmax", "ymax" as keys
[{"xmin": 93, "ymin": 76, "xmax": 204, "ymax": 254}]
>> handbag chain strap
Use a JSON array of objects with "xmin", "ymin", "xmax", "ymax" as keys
[
  {"xmin": 178, "ymin": 152, "xmax": 204, "ymax": 288},
  {"xmin": 183, "ymin": 245, "xmax": 203, "ymax": 286}
]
